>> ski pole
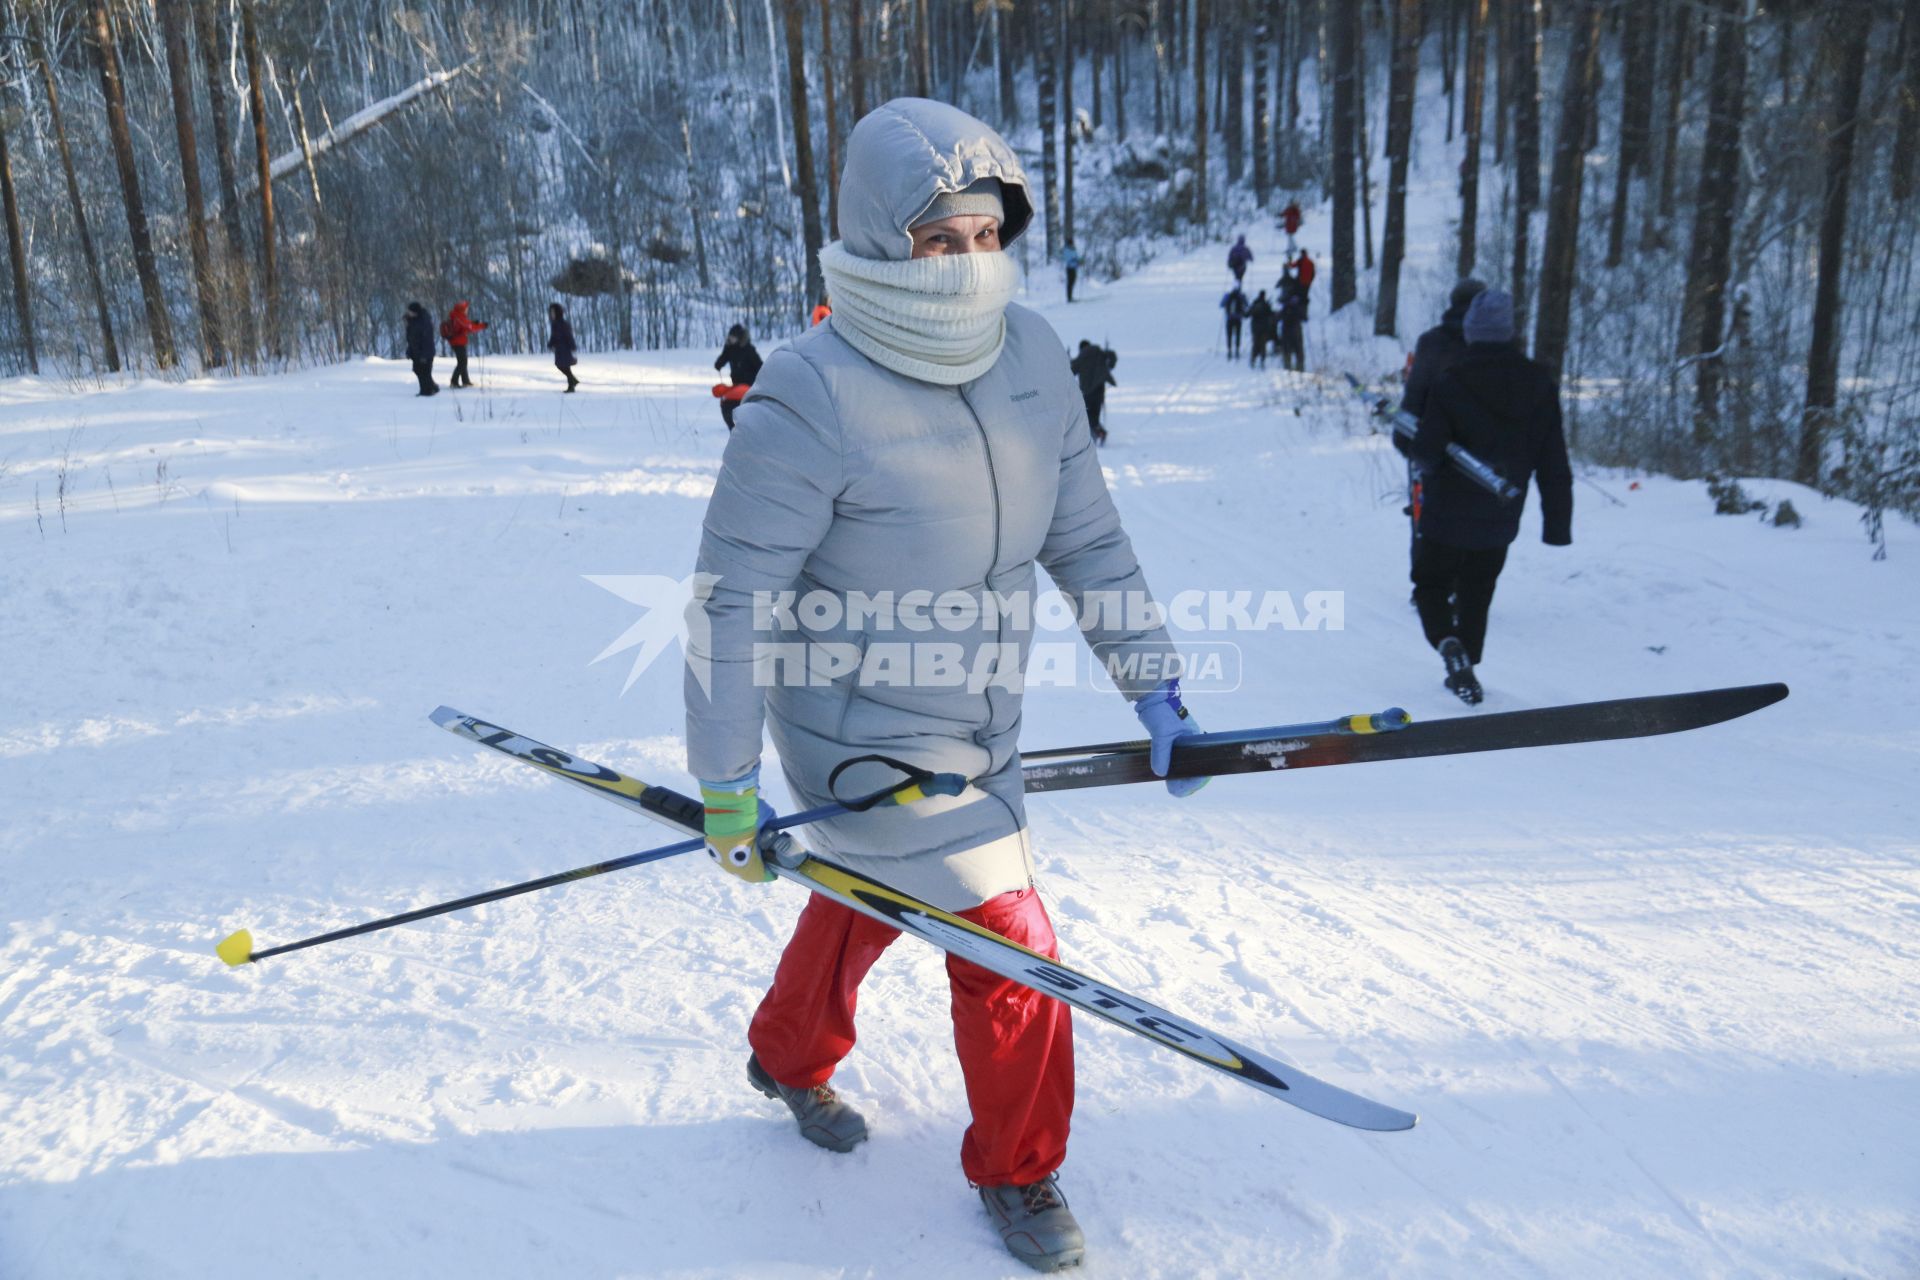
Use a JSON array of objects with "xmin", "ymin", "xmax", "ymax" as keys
[
  {"xmin": 215, "ymin": 770, "xmax": 966, "ymax": 968},
  {"xmin": 1342, "ymin": 373, "xmax": 1522, "ymax": 502}
]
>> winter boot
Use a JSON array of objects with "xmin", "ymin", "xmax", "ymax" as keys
[
  {"xmin": 1439, "ymin": 636, "xmax": 1483, "ymax": 705},
  {"xmin": 746, "ymin": 1054, "xmax": 869, "ymax": 1153},
  {"xmin": 977, "ymin": 1174, "xmax": 1087, "ymax": 1273}
]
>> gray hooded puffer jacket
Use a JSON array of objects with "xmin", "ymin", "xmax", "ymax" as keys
[{"xmin": 685, "ymin": 99, "xmax": 1179, "ymax": 909}]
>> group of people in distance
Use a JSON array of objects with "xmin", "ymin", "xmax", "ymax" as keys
[
  {"xmin": 1222, "ymin": 233, "xmax": 1312, "ymax": 370},
  {"xmin": 401, "ymin": 299, "xmax": 578, "ymax": 396}
]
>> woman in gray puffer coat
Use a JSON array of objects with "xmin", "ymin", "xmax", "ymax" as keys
[{"xmin": 685, "ymin": 98, "xmax": 1200, "ymax": 1274}]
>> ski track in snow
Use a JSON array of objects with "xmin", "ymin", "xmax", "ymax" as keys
[{"xmin": 5, "ymin": 212, "xmax": 1920, "ymax": 1280}]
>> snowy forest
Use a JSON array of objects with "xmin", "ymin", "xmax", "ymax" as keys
[{"xmin": 0, "ymin": 0, "xmax": 1916, "ymax": 517}]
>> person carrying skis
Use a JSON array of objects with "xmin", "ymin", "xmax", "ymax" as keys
[
  {"xmin": 685, "ymin": 97, "xmax": 1206, "ymax": 1275},
  {"xmin": 440, "ymin": 300, "xmax": 488, "ymax": 389},
  {"xmin": 404, "ymin": 301, "xmax": 438, "ymax": 396},
  {"xmin": 1061, "ymin": 239, "xmax": 1082, "ymax": 302},
  {"xmin": 1070, "ymin": 338, "xmax": 1117, "ymax": 444},
  {"xmin": 547, "ymin": 302, "xmax": 579, "ymax": 393},
  {"xmin": 1276, "ymin": 268, "xmax": 1308, "ymax": 371},
  {"xmin": 1226, "ymin": 234, "xmax": 1253, "ymax": 284},
  {"xmin": 1220, "ymin": 283, "xmax": 1249, "ymax": 359},
  {"xmin": 1410, "ymin": 289, "xmax": 1572, "ymax": 705},
  {"xmin": 1395, "ymin": 279, "xmax": 1487, "ymax": 570},
  {"xmin": 1247, "ymin": 290, "xmax": 1276, "ymax": 369},
  {"xmin": 711, "ymin": 323, "xmax": 762, "ymax": 429}
]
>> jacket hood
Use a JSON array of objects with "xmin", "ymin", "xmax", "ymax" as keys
[
  {"xmin": 836, "ymin": 98, "xmax": 1034, "ymax": 261},
  {"xmin": 451, "ymin": 301, "xmax": 471, "ymax": 318}
]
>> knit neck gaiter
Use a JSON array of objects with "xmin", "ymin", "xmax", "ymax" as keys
[{"xmin": 819, "ymin": 241, "xmax": 1020, "ymax": 386}]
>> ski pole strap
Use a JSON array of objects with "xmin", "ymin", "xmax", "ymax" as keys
[{"xmin": 826, "ymin": 754, "xmax": 970, "ymax": 811}]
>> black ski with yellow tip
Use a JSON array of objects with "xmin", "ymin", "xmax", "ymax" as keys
[{"xmin": 432, "ymin": 706, "xmax": 1417, "ymax": 1133}]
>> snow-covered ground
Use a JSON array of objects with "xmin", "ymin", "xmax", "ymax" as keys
[{"xmin": 4, "ymin": 222, "xmax": 1917, "ymax": 1278}]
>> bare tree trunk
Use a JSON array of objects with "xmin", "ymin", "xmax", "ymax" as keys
[
  {"xmin": 1604, "ymin": 0, "xmax": 1654, "ymax": 267},
  {"xmin": 784, "ymin": 0, "xmax": 827, "ymax": 313},
  {"xmin": 1251, "ymin": 6, "xmax": 1270, "ymax": 202},
  {"xmin": 821, "ymin": 0, "xmax": 840, "ymax": 239},
  {"xmin": 34, "ymin": 22, "xmax": 119, "ymax": 371},
  {"xmin": 91, "ymin": 0, "xmax": 177, "ymax": 368},
  {"xmin": 242, "ymin": 3, "xmax": 280, "ymax": 357},
  {"xmin": 1508, "ymin": 0, "xmax": 1541, "ymax": 342},
  {"xmin": 1192, "ymin": 0, "xmax": 1209, "ymax": 225},
  {"xmin": 1679, "ymin": 0, "xmax": 1747, "ymax": 450},
  {"xmin": 1797, "ymin": 4, "xmax": 1871, "ymax": 483},
  {"xmin": 849, "ymin": 0, "xmax": 868, "ymax": 118},
  {"xmin": 664, "ymin": 21, "xmax": 712, "ymax": 288},
  {"xmin": 1152, "ymin": 0, "xmax": 1167, "ymax": 135},
  {"xmin": 1532, "ymin": 0, "xmax": 1602, "ymax": 381},
  {"xmin": 1893, "ymin": 0, "xmax": 1920, "ymax": 201},
  {"xmin": 1457, "ymin": 0, "xmax": 1488, "ymax": 277},
  {"xmin": 1091, "ymin": 9, "xmax": 1104, "ymax": 127},
  {"xmin": 996, "ymin": 0, "xmax": 1018, "ymax": 125},
  {"xmin": 1063, "ymin": 0, "xmax": 1076, "ymax": 243},
  {"xmin": 193, "ymin": 0, "xmax": 255, "ymax": 357},
  {"xmin": 0, "ymin": 115, "xmax": 35, "ymax": 374},
  {"xmin": 914, "ymin": 0, "xmax": 931, "ymax": 96},
  {"xmin": 1356, "ymin": 1, "xmax": 1374, "ymax": 271},
  {"xmin": 160, "ymin": 0, "xmax": 227, "ymax": 368},
  {"xmin": 1375, "ymin": 0, "xmax": 1420, "ymax": 336},
  {"xmin": 1223, "ymin": 0, "xmax": 1244, "ymax": 182},
  {"xmin": 1330, "ymin": 0, "xmax": 1357, "ymax": 310},
  {"xmin": 1653, "ymin": 1, "xmax": 1689, "ymax": 223},
  {"xmin": 287, "ymin": 73, "xmax": 325, "ymax": 210},
  {"xmin": 1113, "ymin": 13, "xmax": 1126, "ymax": 137},
  {"xmin": 194, "ymin": 1, "xmax": 246, "ymax": 238},
  {"xmin": 1038, "ymin": 0, "xmax": 1060, "ymax": 255}
]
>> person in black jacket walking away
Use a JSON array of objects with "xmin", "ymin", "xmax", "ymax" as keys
[
  {"xmin": 1396, "ymin": 279, "xmax": 1486, "ymax": 572},
  {"xmin": 547, "ymin": 303, "xmax": 579, "ymax": 392},
  {"xmin": 404, "ymin": 302, "xmax": 438, "ymax": 396},
  {"xmin": 1276, "ymin": 269, "xmax": 1308, "ymax": 371},
  {"xmin": 1220, "ymin": 284, "xmax": 1249, "ymax": 359},
  {"xmin": 1410, "ymin": 290, "xmax": 1573, "ymax": 705},
  {"xmin": 1247, "ymin": 291, "xmax": 1276, "ymax": 368},
  {"xmin": 1070, "ymin": 339, "xmax": 1117, "ymax": 444},
  {"xmin": 713, "ymin": 323, "xmax": 762, "ymax": 429}
]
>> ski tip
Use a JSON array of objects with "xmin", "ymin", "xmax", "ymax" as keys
[
  {"xmin": 215, "ymin": 929, "xmax": 255, "ymax": 967},
  {"xmin": 428, "ymin": 705, "xmax": 463, "ymax": 726}
]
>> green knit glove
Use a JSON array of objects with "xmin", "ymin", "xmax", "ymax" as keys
[{"xmin": 701, "ymin": 775, "xmax": 774, "ymax": 884}]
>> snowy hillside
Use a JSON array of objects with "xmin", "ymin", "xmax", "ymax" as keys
[{"xmin": 3, "ymin": 225, "xmax": 1917, "ymax": 1278}]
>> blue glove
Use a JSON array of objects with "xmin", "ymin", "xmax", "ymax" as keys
[{"xmin": 1134, "ymin": 679, "xmax": 1209, "ymax": 798}]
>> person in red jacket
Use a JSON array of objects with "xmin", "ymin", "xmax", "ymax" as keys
[
  {"xmin": 440, "ymin": 300, "xmax": 489, "ymax": 389},
  {"xmin": 1281, "ymin": 201, "xmax": 1303, "ymax": 249},
  {"xmin": 1291, "ymin": 250, "xmax": 1315, "ymax": 293}
]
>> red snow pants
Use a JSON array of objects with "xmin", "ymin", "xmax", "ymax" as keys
[{"xmin": 747, "ymin": 886, "xmax": 1074, "ymax": 1188}]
